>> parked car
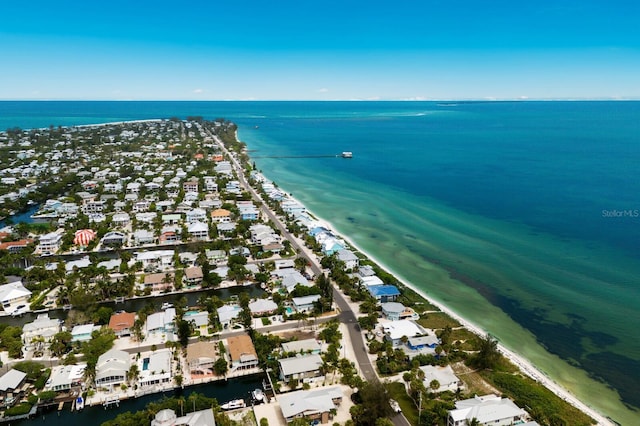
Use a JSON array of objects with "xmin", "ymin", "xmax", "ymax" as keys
[{"xmin": 389, "ymin": 399, "xmax": 401, "ymax": 413}]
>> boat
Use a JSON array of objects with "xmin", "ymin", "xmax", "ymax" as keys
[
  {"xmin": 76, "ymin": 395, "xmax": 84, "ymax": 411},
  {"xmin": 252, "ymin": 388, "xmax": 265, "ymax": 403},
  {"xmin": 161, "ymin": 302, "xmax": 173, "ymax": 310},
  {"xmin": 221, "ymin": 399, "xmax": 246, "ymax": 410},
  {"xmin": 341, "ymin": 151, "xmax": 353, "ymax": 158}
]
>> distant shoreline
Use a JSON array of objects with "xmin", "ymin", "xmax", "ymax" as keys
[{"xmin": 243, "ymin": 148, "xmax": 613, "ymax": 426}]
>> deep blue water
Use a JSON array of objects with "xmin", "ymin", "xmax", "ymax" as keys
[{"xmin": 1, "ymin": 101, "xmax": 639, "ymax": 423}]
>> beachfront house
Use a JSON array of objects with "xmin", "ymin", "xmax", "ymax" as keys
[
  {"xmin": 278, "ymin": 386, "xmax": 343, "ymax": 424},
  {"xmin": 447, "ymin": 394, "xmax": 527, "ymax": 426},
  {"xmin": 367, "ymin": 284, "xmax": 401, "ymax": 303},
  {"xmin": 227, "ymin": 334, "xmax": 259, "ymax": 371},
  {"xmin": 421, "ymin": 365, "xmax": 463, "ymax": 393},
  {"xmin": 381, "ymin": 302, "xmax": 420, "ymax": 321},
  {"xmin": 337, "ymin": 249, "xmax": 359, "ymax": 270},
  {"xmin": 381, "ymin": 319, "xmax": 430, "ymax": 347},
  {"xmin": 278, "ymin": 353, "xmax": 324, "ymax": 384}
]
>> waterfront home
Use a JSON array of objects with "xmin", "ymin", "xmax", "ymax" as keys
[
  {"xmin": 336, "ymin": 249, "xmax": 359, "ymax": 270},
  {"xmin": 184, "ymin": 220, "xmax": 208, "ymax": 240},
  {"xmin": 278, "ymin": 353, "xmax": 324, "ymax": 383},
  {"xmin": 145, "ymin": 309, "xmax": 176, "ymax": 335},
  {"xmin": 142, "ymin": 273, "xmax": 173, "ymax": 292},
  {"xmin": 217, "ymin": 305, "xmax": 240, "ymax": 329},
  {"xmin": 227, "ymin": 334, "xmax": 259, "ymax": 371},
  {"xmin": 381, "ymin": 320, "xmax": 430, "ymax": 347},
  {"xmin": 281, "ymin": 199, "xmax": 306, "ymax": 216},
  {"xmin": 22, "ymin": 314, "xmax": 61, "ymax": 351},
  {"xmin": 292, "ymin": 295, "xmax": 321, "ymax": 313},
  {"xmin": 160, "ymin": 228, "xmax": 180, "ymax": 244},
  {"xmin": 183, "ymin": 311, "xmax": 209, "ymax": 335},
  {"xmin": 162, "ymin": 213, "xmax": 182, "ymax": 225},
  {"xmin": 184, "ymin": 266, "xmax": 204, "ymax": 286},
  {"xmin": 281, "ymin": 339, "xmax": 323, "ymax": 355},
  {"xmin": 71, "ymin": 323, "xmax": 101, "ymax": 343},
  {"xmin": 151, "ymin": 408, "xmax": 215, "ymax": 426},
  {"xmin": 381, "ymin": 302, "xmax": 420, "ymax": 321},
  {"xmin": 108, "ymin": 311, "xmax": 136, "ymax": 337},
  {"xmin": 97, "ymin": 258, "xmax": 121, "ymax": 271},
  {"xmin": 367, "ymin": 284, "xmax": 400, "ymax": 303},
  {"xmin": 46, "ymin": 364, "xmax": 85, "ymax": 392},
  {"xmin": 278, "ymin": 386, "xmax": 343, "ymax": 424},
  {"xmin": 360, "ymin": 275, "xmax": 384, "ymax": 287},
  {"xmin": 0, "ymin": 369, "xmax": 27, "ymax": 399},
  {"xmin": 420, "ymin": 365, "xmax": 462, "ymax": 394},
  {"xmin": 37, "ymin": 229, "xmax": 64, "ymax": 254},
  {"xmin": 249, "ymin": 298, "xmax": 278, "ymax": 316},
  {"xmin": 447, "ymin": 394, "xmax": 527, "ymax": 426},
  {"xmin": 0, "ymin": 280, "xmax": 32, "ymax": 313},
  {"xmin": 139, "ymin": 349, "xmax": 172, "ymax": 387},
  {"xmin": 186, "ymin": 341, "xmax": 217, "ymax": 373},
  {"xmin": 95, "ymin": 348, "xmax": 132, "ymax": 388}
]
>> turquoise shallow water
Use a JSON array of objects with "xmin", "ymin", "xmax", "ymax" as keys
[{"xmin": 1, "ymin": 101, "xmax": 639, "ymax": 424}]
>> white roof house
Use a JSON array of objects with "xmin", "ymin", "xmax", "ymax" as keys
[
  {"xmin": 281, "ymin": 270, "xmax": 311, "ymax": 293},
  {"xmin": 139, "ymin": 349, "xmax": 172, "ymax": 387},
  {"xmin": 249, "ymin": 299, "xmax": 278, "ymax": 316},
  {"xmin": 382, "ymin": 320, "xmax": 429, "ymax": 346},
  {"xmin": 337, "ymin": 249, "xmax": 359, "ymax": 270},
  {"xmin": 71, "ymin": 323, "xmax": 101, "ymax": 343},
  {"xmin": 292, "ymin": 295, "xmax": 321, "ymax": 313},
  {"xmin": 0, "ymin": 369, "xmax": 27, "ymax": 392},
  {"xmin": 420, "ymin": 365, "xmax": 462, "ymax": 393},
  {"xmin": 278, "ymin": 353, "xmax": 324, "ymax": 382},
  {"xmin": 95, "ymin": 348, "xmax": 132, "ymax": 387},
  {"xmin": 151, "ymin": 408, "xmax": 216, "ymax": 426},
  {"xmin": 217, "ymin": 305, "xmax": 240, "ymax": 329},
  {"xmin": 46, "ymin": 364, "xmax": 85, "ymax": 392},
  {"xmin": 278, "ymin": 386, "xmax": 343, "ymax": 423},
  {"xmin": 22, "ymin": 314, "xmax": 61, "ymax": 350},
  {"xmin": 0, "ymin": 281, "xmax": 31, "ymax": 312},
  {"xmin": 281, "ymin": 339, "xmax": 322, "ymax": 355},
  {"xmin": 447, "ymin": 394, "xmax": 527, "ymax": 426}
]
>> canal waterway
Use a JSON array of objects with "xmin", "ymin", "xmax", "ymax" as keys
[{"xmin": 12, "ymin": 373, "xmax": 265, "ymax": 426}]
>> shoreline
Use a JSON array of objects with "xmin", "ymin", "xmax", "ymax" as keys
[{"xmin": 266, "ymin": 179, "xmax": 613, "ymax": 426}]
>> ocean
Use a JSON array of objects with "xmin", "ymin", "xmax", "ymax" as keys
[{"xmin": 1, "ymin": 101, "xmax": 638, "ymax": 424}]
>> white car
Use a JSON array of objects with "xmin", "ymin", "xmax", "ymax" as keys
[{"xmin": 389, "ymin": 399, "xmax": 401, "ymax": 413}]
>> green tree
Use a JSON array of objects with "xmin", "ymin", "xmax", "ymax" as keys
[{"xmin": 473, "ymin": 334, "xmax": 500, "ymax": 370}]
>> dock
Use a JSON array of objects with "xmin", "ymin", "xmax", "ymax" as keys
[{"xmin": 103, "ymin": 396, "xmax": 120, "ymax": 409}]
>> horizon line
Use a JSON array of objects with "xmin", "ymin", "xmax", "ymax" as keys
[{"xmin": 0, "ymin": 98, "xmax": 639, "ymax": 102}]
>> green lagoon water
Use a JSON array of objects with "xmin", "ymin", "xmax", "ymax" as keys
[{"xmin": 1, "ymin": 101, "xmax": 638, "ymax": 424}]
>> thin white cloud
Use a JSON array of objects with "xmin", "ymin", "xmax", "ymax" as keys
[
  {"xmin": 193, "ymin": 88, "xmax": 204, "ymax": 94},
  {"xmin": 317, "ymin": 88, "xmax": 329, "ymax": 93}
]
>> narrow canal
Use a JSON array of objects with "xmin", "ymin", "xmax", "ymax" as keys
[{"xmin": 12, "ymin": 373, "xmax": 265, "ymax": 425}]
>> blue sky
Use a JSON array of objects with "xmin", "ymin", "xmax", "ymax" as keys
[{"xmin": 1, "ymin": 0, "xmax": 638, "ymax": 100}]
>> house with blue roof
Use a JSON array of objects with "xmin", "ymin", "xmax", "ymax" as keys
[{"xmin": 367, "ymin": 285, "xmax": 401, "ymax": 303}]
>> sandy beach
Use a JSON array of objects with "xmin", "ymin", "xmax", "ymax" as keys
[{"xmin": 283, "ymin": 192, "xmax": 613, "ymax": 426}]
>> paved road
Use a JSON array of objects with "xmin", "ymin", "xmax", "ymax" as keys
[{"xmin": 214, "ymin": 131, "xmax": 411, "ymax": 426}]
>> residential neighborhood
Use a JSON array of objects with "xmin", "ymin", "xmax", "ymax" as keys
[{"xmin": 0, "ymin": 119, "xmax": 592, "ymax": 426}]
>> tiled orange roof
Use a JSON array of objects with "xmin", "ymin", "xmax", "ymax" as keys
[{"xmin": 108, "ymin": 311, "xmax": 136, "ymax": 332}]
